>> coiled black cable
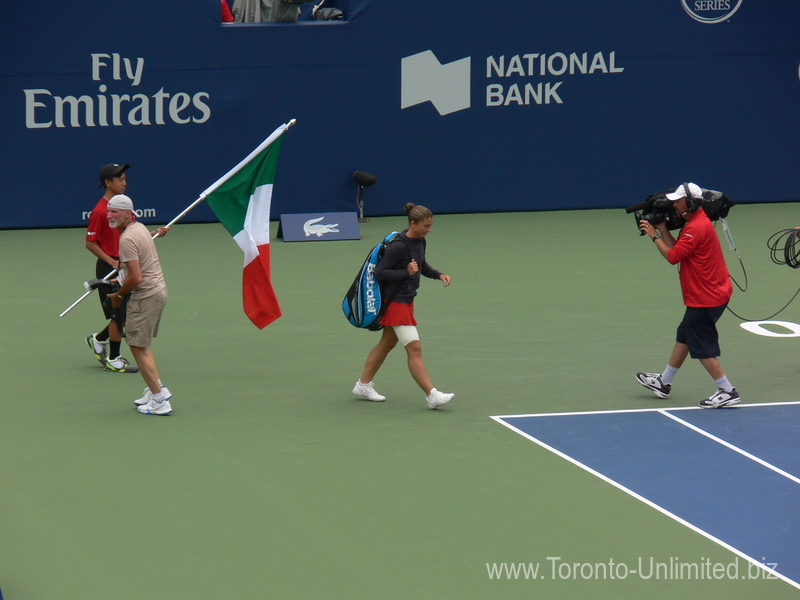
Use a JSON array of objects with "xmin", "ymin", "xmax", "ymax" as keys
[
  {"xmin": 725, "ymin": 228, "xmax": 800, "ymax": 321},
  {"xmin": 767, "ymin": 229, "xmax": 800, "ymax": 268}
]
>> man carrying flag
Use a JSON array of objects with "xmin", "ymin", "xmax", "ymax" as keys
[
  {"xmin": 107, "ymin": 194, "xmax": 173, "ymax": 415},
  {"xmin": 60, "ymin": 121, "xmax": 293, "ymax": 332}
]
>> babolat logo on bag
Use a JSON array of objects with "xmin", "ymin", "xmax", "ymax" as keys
[{"xmin": 342, "ymin": 231, "xmax": 401, "ymax": 330}]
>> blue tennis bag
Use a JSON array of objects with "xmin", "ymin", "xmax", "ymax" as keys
[{"xmin": 342, "ymin": 231, "xmax": 401, "ymax": 331}]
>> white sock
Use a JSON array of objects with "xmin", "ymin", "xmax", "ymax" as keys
[
  {"xmin": 714, "ymin": 375, "xmax": 733, "ymax": 392},
  {"xmin": 151, "ymin": 391, "xmax": 164, "ymax": 403},
  {"xmin": 662, "ymin": 365, "xmax": 679, "ymax": 385}
]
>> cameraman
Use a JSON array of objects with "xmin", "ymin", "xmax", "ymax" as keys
[{"xmin": 635, "ymin": 182, "xmax": 739, "ymax": 408}]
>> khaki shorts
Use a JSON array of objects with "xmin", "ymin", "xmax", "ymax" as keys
[{"xmin": 125, "ymin": 289, "xmax": 168, "ymax": 348}]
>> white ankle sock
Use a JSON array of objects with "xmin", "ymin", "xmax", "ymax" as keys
[
  {"xmin": 662, "ymin": 365, "xmax": 679, "ymax": 385},
  {"xmin": 714, "ymin": 375, "xmax": 733, "ymax": 392}
]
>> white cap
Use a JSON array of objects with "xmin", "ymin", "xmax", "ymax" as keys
[
  {"xmin": 107, "ymin": 194, "xmax": 134, "ymax": 211},
  {"xmin": 666, "ymin": 182, "xmax": 703, "ymax": 201}
]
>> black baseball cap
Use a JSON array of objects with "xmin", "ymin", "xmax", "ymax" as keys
[{"xmin": 98, "ymin": 163, "xmax": 130, "ymax": 186}]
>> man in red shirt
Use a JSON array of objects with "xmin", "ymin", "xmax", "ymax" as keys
[
  {"xmin": 635, "ymin": 183, "xmax": 739, "ymax": 408},
  {"xmin": 85, "ymin": 163, "xmax": 138, "ymax": 372}
]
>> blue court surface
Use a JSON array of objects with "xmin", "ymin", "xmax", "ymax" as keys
[{"xmin": 492, "ymin": 402, "xmax": 800, "ymax": 590}]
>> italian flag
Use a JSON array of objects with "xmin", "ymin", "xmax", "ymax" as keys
[{"xmin": 203, "ymin": 124, "xmax": 290, "ymax": 329}]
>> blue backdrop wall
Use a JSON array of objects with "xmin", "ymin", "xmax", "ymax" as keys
[{"xmin": 1, "ymin": 0, "xmax": 798, "ymax": 228}]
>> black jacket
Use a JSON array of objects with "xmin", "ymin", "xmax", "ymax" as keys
[{"xmin": 375, "ymin": 231, "xmax": 442, "ymax": 304}]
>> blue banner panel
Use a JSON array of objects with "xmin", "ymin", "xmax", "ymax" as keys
[{"xmin": 1, "ymin": 0, "xmax": 798, "ymax": 228}]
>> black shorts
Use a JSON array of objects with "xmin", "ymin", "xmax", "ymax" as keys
[
  {"xmin": 96, "ymin": 257, "xmax": 118, "ymax": 320},
  {"xmin": 676, "ymin": 305, "xmax": 727, "ymax": 359}
]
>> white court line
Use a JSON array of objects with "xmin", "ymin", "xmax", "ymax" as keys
[
  {"xmin": 491, "ymin": 399, "xmax": 800, "ymax": 421},
  {"xmin": 658, "ymin": 409, "xmax": 800, "ymax": 486},
  {"xmin": 491, "ymin": 411, "xmax": 799, "ymax": 590}
]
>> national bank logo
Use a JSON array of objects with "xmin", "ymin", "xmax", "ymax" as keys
[
  {"xmin": 401, "ymin": 51, "xmax": 471, "ymax": 116},
  {"xmin": 401, "ymin": 48, "xmax": 624, "ymax": 116},
  {"xmin": 681, "ymin": 0, "xmax": 743, "ymax": 23}
]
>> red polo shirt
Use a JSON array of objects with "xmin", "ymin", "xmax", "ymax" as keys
[
  {"xmin": 86, "ymin": 197, "xmax": 132, "ymax": 258},
  {"xmin": 666, "ymin": 209, "xmax": 732, "ymax": 308}
]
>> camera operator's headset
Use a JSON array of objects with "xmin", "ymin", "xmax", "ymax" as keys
[{"xmin": 681, "ymin": 182, "xmax": 701, "ymax": 214}]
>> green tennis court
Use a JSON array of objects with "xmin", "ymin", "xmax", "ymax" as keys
[{"xmin": 2, "ymin": 204, "xmax": 800, "ymax": 599}]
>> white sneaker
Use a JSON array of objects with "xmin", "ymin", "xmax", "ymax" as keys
[
  {"xmin": 134, "ymin": 386, "xmax": 172, "ymax": 406},
  {"xmin": 103, "ymin": 355, "xmax": 139, "ymax": 373},
  {"xmin": 426, "ymin": 388, "xmax": 454, "ymax": 409},
  {"xmin": 700, "ymin": 388, "xmax": 740, "ymax": 409},
  {"xmin": 137, "ymin": 397, "xmax": 173, "ymax": 415},
  {"xmin": 353, "ymin": 380, "xmax": 386, "ymax": 402},
  {"xmin": 635, "ymin": 372, "xmax": 671, "ymax": 399}
]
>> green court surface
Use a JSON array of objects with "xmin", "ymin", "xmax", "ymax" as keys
[{"xmin": 2, "ymin": 204, "xmax": 800, "ymax": 599}]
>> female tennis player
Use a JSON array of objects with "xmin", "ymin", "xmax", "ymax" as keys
[{"xmin": 353, "ymin": 203, "xmax": 454, "ymax": 409}]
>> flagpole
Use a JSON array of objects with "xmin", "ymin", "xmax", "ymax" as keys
[
  {"xmin": 161, "ymin": 119, "xmax": 297, "ymax": 231},
  {"xmin": 199, "ymin": 119, "xmax": 296, "ymax": 199},
  {"xmin": 59, "ymin": 119, "xmax": 296, "ymax": 317}
]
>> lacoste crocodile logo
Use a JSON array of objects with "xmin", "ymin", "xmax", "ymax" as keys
[{"xmin": 303, "ymin": 216, "xmax": 340, "ymax": 237}]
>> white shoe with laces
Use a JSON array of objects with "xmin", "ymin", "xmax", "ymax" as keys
[
  {"xmin": 700, "ymin": 388, "xmax": 740, "ymax": 409},
  {"xmin": 353, "ymin": 380, "xmax": 386, "ymax": 402},
  {"xmin": 103, "ymin": 355, "xmax": 139, "ymax": 373},
  {"xmin": 635, "ymin": 372, "xmax": 671, "ymax": 399},
  {"xmin": 137, "ymin": 397, "xmax": 173, "ymax": 415},
  {"xmin": 134, "ymin": 386, "xmax": 172, "ymax": 406},
  {"xmin": 426, "ymin": 388, "xmax": 454, "ymax": 409}
]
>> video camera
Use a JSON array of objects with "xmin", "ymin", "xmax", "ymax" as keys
[{"xmin": 625, "ymin": 187, "xmax": 735, "ymax": 236}]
